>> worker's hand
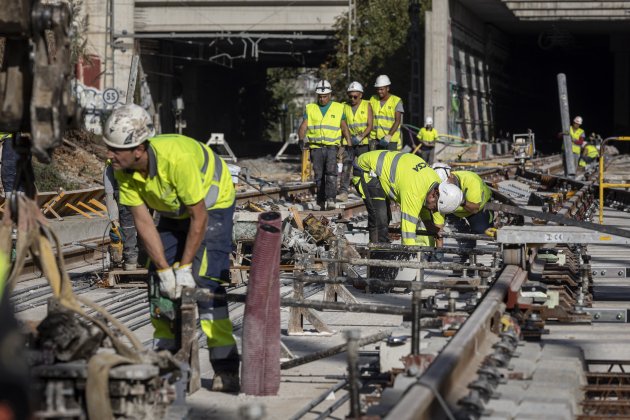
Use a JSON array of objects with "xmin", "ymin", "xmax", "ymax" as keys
[
  {"xmin": 384, "ymin": 134, "xmax": 392, "ymax": 142},
  {"xmin": 174, "ymin": 263, "xmax": 196, "ymax": 297},
  {"xmin": 298, "ymin": 140, "xmax": 306, "ymax": 151},
  {"xmin": 337, "ymin": 163, "xmax": 343, "ymax": 174},
  {"xmin": 157, "ymin": 267, "xmax": 178, "ymax": 300},
  {"xmin": 351, "ymin": 135, "xmax": 361, "ymax": 146},
  {"xmin": 378, "ymin": 137, "xmax": 389, "ymax": 148}
]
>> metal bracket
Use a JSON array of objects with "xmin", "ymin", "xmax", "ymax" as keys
[
  {"xmin": 591, "ymin": 266, "xmax": 628, "ymax": 278},
  {"xmin": 582, "ymin": 307, "xmax": 628, "ymax": 323}
]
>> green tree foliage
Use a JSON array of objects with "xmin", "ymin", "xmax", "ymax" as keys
[{"xmin": 322, "ymin": 0, "xmax": 427, "ymax": 97}]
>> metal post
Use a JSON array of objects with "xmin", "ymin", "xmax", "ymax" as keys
[
  {"xmin": 345, "ymin": 329, "xmax": 361, "ymax": 419},
  {"xmin": 557, "ymin": 73, "xmax": 576, "ymax": 177},
  {"xmin": 412, "ymin": 251, "xmax": 424, "ymax": 355}
]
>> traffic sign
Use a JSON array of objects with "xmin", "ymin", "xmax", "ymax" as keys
[{"xmin": 103, "ymin": 88, "xmax": 120, "ymax": 105}]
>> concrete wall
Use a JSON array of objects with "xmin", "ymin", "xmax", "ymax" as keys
[{"xmin": 425, "ymin": 0, "xmax": 509, "ymax": 143}]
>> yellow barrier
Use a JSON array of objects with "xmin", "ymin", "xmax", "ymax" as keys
[{"xmin": 599, "ymin": 136, "xmax": 630, "ymax": 224}]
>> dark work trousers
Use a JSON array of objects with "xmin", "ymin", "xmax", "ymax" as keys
[
  {"xmin": 418, "ymin": 145, "xmax": 435, "ymax": 164},
  {"xmin": 151, "ymin": 204, "xmax": 239, "ymax": 375},
  {"xmin": 447, "ymin": 209, "xmax": 494, "ymax": 253},
  {"xmin": 113, "ymin": 190, "xmax": 139, "ymax": 263},
  {"xmin": 339, "ymin": 144, "xmax": 369, "ymax": 194},
  {"xmin": 1, "ymin": 138, "xmax": 27, "ymax": 195},
  {"xmin": 310, "ymin": 146, "xmax": 338, "ymax": 203},
  {"xmin": 376, "ymin": 142, "xmax": 399, "ymax": 151},
  {"xmin": 355, "ymin": 176, "xmax": 389, "ymax": 243}
]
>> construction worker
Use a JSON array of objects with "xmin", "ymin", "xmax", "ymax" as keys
[
  {"xmin": 352, "ymin": 150, "xmax": 463, "ymax": 246},
  {"xmin": 579, "ymin": 139, "xmax": 600, "ymax": 175},
  {"xmin": 103, "ymin": 104, "xmax": 240, "ymax": 392},
  {"xmin": 370, "ymin": 75, "xmax": 404, "ymax": 151},
  {"xmin": 416, "ymin": 116, "xmax": 439, "ymax": 163},
  {"xmin": 337, "ymin": 81, "xmax": 373, "ymax": 202},
  {"xmin": 564, "ymin": 116, "xmax": 585, "ymax": 167},
  {"xmin": 104, "ymin": 161, "xmax": 139, "ymax": 270},
  {"xmin": 298, "ymin": 79, "xmax": 350, "ymax": 210},
  {"xmin": 432, "ymin": 163, "xmax": 494, "ymax": 250}
]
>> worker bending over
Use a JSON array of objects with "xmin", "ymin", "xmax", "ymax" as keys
[
  {"xmin": 352, "ymin": 150, "xmax": 463, "ymax": 246},
  {"xmin": 370, "ymin": 75, "xmax": 404, "ymax": 151},
  {"xmin": 432, "ymin": 163, "xmax": 494, "ymax": 251},
  {"xmin": 337, "ymin": 81, "xmax": 373, "ymax": 202},
  {"xmin": 103, "ymin": 104, "xmax": 240, "ymax": 392},
  {"xmin": 298, "ymin": 79, "xmax": 350, "ymax": 210}
]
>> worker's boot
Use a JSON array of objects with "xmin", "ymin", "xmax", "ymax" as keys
[
  {"xmin": 336, "ymin": 191, "xmax": 348, "ymax": 202},
  {"xmin": 123, "ymin": 256, "xmax": 138, "ymax": 271},
  {"xmin": 325, "ymin": 199, "xmax": 336, "ymax": 210},
  {"xmin": 211, "ymin": 372, "xmax": 240, "ymax": 393}
]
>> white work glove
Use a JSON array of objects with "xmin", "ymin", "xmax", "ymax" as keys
[
  {"xmin": 157, "ymin": 267, "xmax": 177, "ymax": 300},
  {"xmin": 174, "ymin": 263, "xmax": 197, "ymax": 298},
  {"xmin": 337, "ymin": 163, "xmax": 343, "ymax": 174},
  {"xmin": 383, "ymin": 134, "xmax": 392, "ymax": 142}
]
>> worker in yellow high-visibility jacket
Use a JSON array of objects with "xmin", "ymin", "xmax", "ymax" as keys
[
  {"xmin": 337, "ymin": 81, "xmax": 373, "ymax": 202},
  {"xmin": 298, "ymin": 80, "xmax": 351, "ymax": 210},
  {"xmin": 103, "ymin": 104, "xmax": 240, "ymax": 393},
  {"xmin": 370, "ymin": 75, "xmax": 404, "ymax": 151},
  {"xmin": 352, "ymin": 150, "xmax": 463, "ymax": 246},
  {"xmin": 416, "ymin": 116, "xmax": 439, "ymax": 164}
]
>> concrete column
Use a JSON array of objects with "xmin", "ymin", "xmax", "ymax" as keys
[
  {"xmin": 426, "ymin": 0, "xmax": 449, "ymax": 138},
  {"xmin": 111, "ymin": 0, "xmax": 136, "ymax": 95},
  {"xmin": 423, "ymin": 10, "xmax": 433, "ymax": 122},
  {"xmin": 611, "ymin": 35, "xmax": 630, "ymax": 134}
]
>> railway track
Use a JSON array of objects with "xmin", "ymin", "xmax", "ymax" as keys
[{"xmin": 13, "ymin": 152, "xmax": 630, "ymax": 419}]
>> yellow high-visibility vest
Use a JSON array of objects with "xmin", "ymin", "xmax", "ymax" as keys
[
  {"xmin": 305, "ymin": 102, "xmax": 344, "ymax": 148},
  {"xmin": 370, "ymin": 95, "xmax": 402, "ymax": 146},
  {"xmin": 344, "ymin": 100, "xmax": 370, "ymax": 146}
]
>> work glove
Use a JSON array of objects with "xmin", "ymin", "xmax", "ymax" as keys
[
  {"xmin": 174, "ymin": 263, "xmax": 197, "ymax": 298},
  {"xmin": 337, "ymin": 163, "xmax": 343, "ymax": 174},
  {"xmin": 351, "ymin": 135, "xmax": 361, "ymax": 146},
  {"xmin": 157, "ymin": 267, "xmax": 178, "ymax": 300},
  {"xmin": 379, "ymin": 134, "xmax": 392, "ymax": 148},
  {"xmin": 298, "ymin": 139, "xmax": 307, "ymax": 151}
]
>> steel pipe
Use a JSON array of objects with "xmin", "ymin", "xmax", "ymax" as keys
[{"xmin": 317, "ymin": 257, "xmax": 495, "ymax": 272}]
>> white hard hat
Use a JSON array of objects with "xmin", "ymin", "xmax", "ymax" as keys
[
  {"xmin": 425, "ymin": 116, "xmax": 433, "ymax": 126},
  {"xmin": 347, "ymin": 81, "xmax": 364, "ymax": 93},
  {"xmin": 573, "ymin": 116, "xmax": 583, "ymax": 125},
  {"xmin": 103, "ymin": 104, "xmax": 155, "ymax": 149},
  {"xmin": 431, "ymin": 162, "xmax": 451, "ymax": 183},
  {"xmin": 437, "ymin": 183, "xmax": 463, "ymax": 215},
  {"xmin": 315, "ymin": 79, "xmax": 332, "ymax": 94},
  {"xmin": 374, "ymin": 75, "xmax": 391, "ymax": 88}
]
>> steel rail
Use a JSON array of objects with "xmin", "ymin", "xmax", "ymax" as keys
[{"xmin": 382, "ymin": 264, "xmax": 521, "ymax": 420}]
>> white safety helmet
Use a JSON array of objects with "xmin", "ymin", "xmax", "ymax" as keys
[
  {"xmin": 347, "ymin": 81, "xmax": 364, "ymax": 93},
  {"xmin": 374, "ymin": 75, "xmax": 391, "ymax": 88},
  {"xmin": 573, "ymin": 116, "xmax": 583, "ymax": 125},
  {"xmin": 103, "ymin": 104, "xmax": 155, "ymax": 149},
  {"xmin": 425, "ymin": 116, "xmax": 433, "ymax": 126},
  {"xmin": 315, "ymin": 79, "xmax": 332, "ymax": 94},
  {"xmin": 432, "ymin": 162, "xmax": 452, "ymax": 183},
  {"xmin": 437, "ymin": 183, "xmax": 463, "ymax": 215}
]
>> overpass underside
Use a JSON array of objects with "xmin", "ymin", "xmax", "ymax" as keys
[{"xmin": 426, "ymin": 0, "xmax": 630, "ymax": 152}]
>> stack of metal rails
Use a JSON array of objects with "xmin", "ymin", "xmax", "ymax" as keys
[{"xmin": 10, "ymin": 153, "xmax": 630, "ymax": 419}]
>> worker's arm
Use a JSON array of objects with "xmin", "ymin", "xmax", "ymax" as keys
[
  {"xmin": 298, "ymin": 119, "xmax": 307, "ymax": 141},
  {"xmin": 341, "ymin": 120, "xmax": 351, "ymax": 145},
  {"xmin": 423, "ymin": 219, "xmax": 444, "ymax": 248},
  {"xmin": 363, "ymin": 104, "xmax": 374, "ymax": 139},
  {"xmin": 462, "ymin": 200, "xmax": 481, "ymax": 215},
  {"xmin": 389, "ymin": 111, "xmax": 402, "ymax": 136},
  {"xmin": 130, "ymin": 204, "xmax": 169, "ymax": 270},
  {"xmin": 180, "ymin": 200, "xmax": 208, "ymax": 267}
]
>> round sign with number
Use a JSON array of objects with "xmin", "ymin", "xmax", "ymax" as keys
[{"xmin": 102, "ymin": 88, "xmax": 120, "ymax": 105}]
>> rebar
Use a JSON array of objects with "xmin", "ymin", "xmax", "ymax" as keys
[
  {"xmin": 288, "ymin": 380, "xmax": 348, "ymax": 420},
  {"xmin": 345, "ymin": 329, "xmax": 361, "ymax": 419},
  {"xmin": 280, "ymin": 330, "xmax": 389, "ymax": 370},
  {"xmin": 288, "ymin": 275, "xmax": 485, "ymax": 291},
  {"xmin": 318, "ymin": 256, "xmax": 495, "ymax": 272}
]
